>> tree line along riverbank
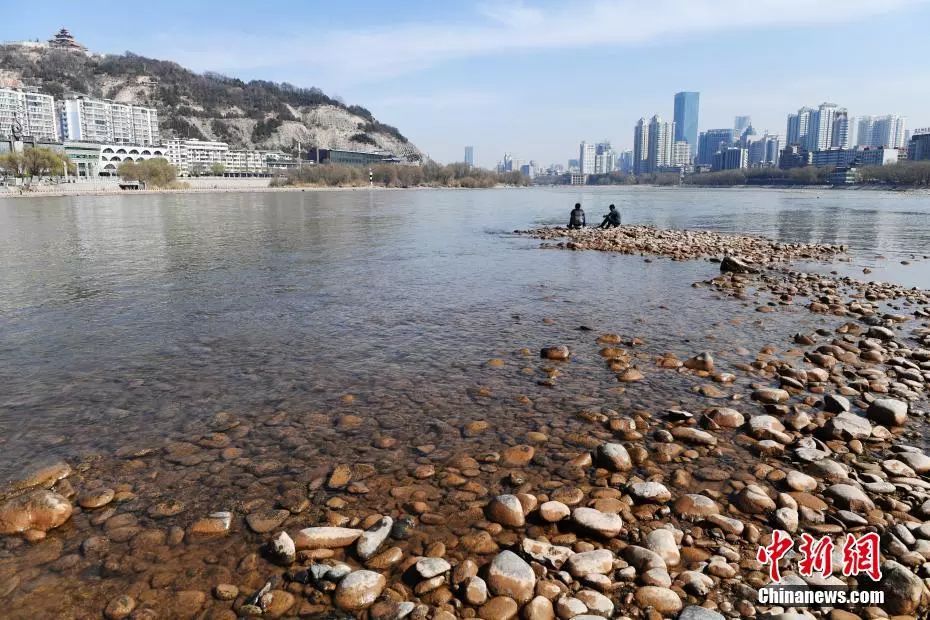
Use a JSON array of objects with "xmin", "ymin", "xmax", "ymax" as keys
[
  {"xmin": 567, "ymin": 160, "xmax": 930, "ymax": 188},
  {"xmin": 271, "ymin": 162, "xmax": 529, "ymax": 189}
]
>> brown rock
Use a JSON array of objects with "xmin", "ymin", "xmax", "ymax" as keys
[{"xmin": 0, "ymin": 490, "xmax": 73, "ymax": 535}]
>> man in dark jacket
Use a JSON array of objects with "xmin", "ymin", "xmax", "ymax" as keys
[
  {"xmin": 598, "ymin": 204, "xmax": 621, "ymax": 229},
  {"xmin": 568, "ymin": 203, "xmax": 585, "ymax": 229}
]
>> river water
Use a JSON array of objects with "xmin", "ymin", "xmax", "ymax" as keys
[
  {"xmin": 1, "ymin": 186, "xmax": 930, "ymax": 482},
  {"xmin": 2, "ymin": 186, "xmax": 930, "ymax": 616}
]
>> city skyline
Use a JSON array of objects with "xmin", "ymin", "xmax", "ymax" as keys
[{"xmin": 2, "ymin": 2, "xmax": 930, "ymax": 164}]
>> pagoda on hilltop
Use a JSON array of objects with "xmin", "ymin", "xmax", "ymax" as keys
[{"xmin": 48, "ymin": 28, "xmax": 86, "ymax": 51}]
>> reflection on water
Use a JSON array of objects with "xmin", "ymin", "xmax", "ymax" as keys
[{"xmin": 1, "ymin": 186, "xmax": 930, "ymax": 479}]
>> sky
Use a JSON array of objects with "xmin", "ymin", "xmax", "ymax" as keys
[{"xmin": 3, "ymin": 0, "xmax": 930, "ymax": 165}]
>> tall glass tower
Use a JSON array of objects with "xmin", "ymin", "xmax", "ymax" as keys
[{"xmin": 673, "ymin": 92, "xmax": 700, "ymax": 157}]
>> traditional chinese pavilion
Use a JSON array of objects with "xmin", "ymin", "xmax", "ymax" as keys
[{"xmin": 48, "ymin": 28, "xmax": 86, "ymax": 52}]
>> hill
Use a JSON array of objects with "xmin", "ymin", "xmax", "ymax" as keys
[{"xmin": 0, "ymin": 43, "xmax": 421, "ymax": 160}]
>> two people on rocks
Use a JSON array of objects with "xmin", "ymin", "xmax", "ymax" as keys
[{"xmin": 568, "ymin": 203, "xmax": 621, "ymax": 230}]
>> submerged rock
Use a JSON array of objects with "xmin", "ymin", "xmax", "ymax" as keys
[{"xmin": 0, "ymin": 490, "xmax": 73, "ymax": 535}]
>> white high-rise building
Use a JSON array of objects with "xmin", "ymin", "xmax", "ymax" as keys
[
  {"xmin": 0, "ymin": 88, "xmax": 59, "ymax": 141},
  {"xmin": 464, "ymin": 146, "xmax": 476, "ymax": 168},
  {"xmin": 579, "ymin": 141, "xmax": 596, "ymax": 175},
  {"xmin": 646, "ymin": 115, "xmax": 675, "ymax": 172},
  {"xmin": 673, "ymin": 141, "xmax": 691, "ymax": 167},
  {"xmin": 748, "ymin": 134, "xmax": 782, "ymax": 167},
  {"xmin": 806, "ymin": 103, "xmax": 849, "ymax": 151},
  {"xmin": 857, "ymin": 115, "xmax": 907, "ymax": 149},
  {"xmin": 57, "ymin": 96, "xmax": 160, "ymax": 145},
  {"xmin": 786, "ymin": 107, "xmax": 813, "ymax": 146}
]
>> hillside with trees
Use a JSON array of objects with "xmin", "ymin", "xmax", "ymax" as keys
[{"xmin": 0, "ymin": 44, "xmax": 421, "ymax": 160}]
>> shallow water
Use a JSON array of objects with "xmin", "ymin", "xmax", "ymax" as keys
[
  {"xmin": 1, "ymin": 186, "xmax": 930, "ymax": 482},
  {"xmin": 2, "ymin": 186, "xmax": 930, "ymax": 617}
]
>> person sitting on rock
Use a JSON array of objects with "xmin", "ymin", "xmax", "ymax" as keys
[
  {"xmin": 568, "ymin": 203, "xmax": 585, "ymax": 229},
  {"xmin": 598, "ymin": 204, "xmax": 621, "ymax": 229}
]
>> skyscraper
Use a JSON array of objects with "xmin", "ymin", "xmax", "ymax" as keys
[
  {"xmin": 857, "ymin": 115, "xmax": 907, "ymax": 148},
  {"xmin": 673, "ymin": 92, "xmax": 700, "ymax": 158},
  {"xmin": 747, "ymin": 134, "xmax": 782, "ymax": 167},
  {"xmin": 734, "ymin": 116, "xmax": 752, "ymax": 136},
  {"xmin": 633, "ymin": 119, "xmax": 648, "ymax": 175},
  {"xmin": 786, "ymin": 108, "xmax": 812, "ymax": 146},
  {"xmin": 807, "ymin": 103, "xmax": 849, "ymax": 151},
  {"xmin": 579, "ymin": 141, "xmax": 596, "ymax": 175},
  {"xmin": 464, "ymin": 146, "xmax": 476, "ymax": 167},
  {"xmin": 696, "ymin": 129, "xmax": 734, "ymax": 166},
  {"xmin": 646, "ymin": 115, "xmax": 675, "ymax": 172}
]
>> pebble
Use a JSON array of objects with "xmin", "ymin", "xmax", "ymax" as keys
[
  {"xmin": 629, "ymin": 481, "xmax": 672, "ymax": 504},
  {"xmin": 487, "ymin": 550, "xmax": 536, "ymax": 604},
  {"xmin": 356, "ymin": 516, "xmax": 393, "ymax": 560},
  {"xmin": 333, "ymin": 570, "xmax": 386, "ymax": 611},
  {"xmin": 594, "ymin": 443, "xmax": 632, "ymax": 471},
  {"xmin": 188, "ymin": 511, "xmax": 232, "ymax": 535},
  {"xmin": 293, "ymin": 526, "xmax": 363, "ymax": 550},
  {"xmin": 415, "ymin": 557, "xmax": 451, "ymax": 579},
  {"xmin": 867, "ymin": 398, "xmax": 908, "ymax": 426},
  {"xmin": 77, "ymin": 488, "xmax": 115, "ymax": 509},
  {"xmin": 634, "ymin": 586, "xmax": 683, "ymax": 614},
  {"xmin": 0, "ymin": 490, "xmax": 73, "ymax": 535},
  {"xmin": 565, "ymin": 549, "xmax": 614, "ymax": 577},
  {"xmin": 487, "ymin": 494, "xmax": 525, "ymax": 528},
  {"xmin": 571, "ymin": 507, "xmax": 623, "ymax": 537},
  {"xmin": 104, "ymin": 595, "xmax": 136, "ymax": 620},
  {"xmin": 539, "ymin": 501, "xmax": 571, "ymax": 522}
]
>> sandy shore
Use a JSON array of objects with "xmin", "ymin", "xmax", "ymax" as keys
[{"xmin": 1, "ymin": 224, "xmax": 929, "ymax": 619}]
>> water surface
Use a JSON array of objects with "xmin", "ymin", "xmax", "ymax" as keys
[{"xmin": 1, "ymin": 186, "xmax": 930, "ymax": 480}]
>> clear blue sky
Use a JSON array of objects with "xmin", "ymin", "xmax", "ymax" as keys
[{"xmin": 3, "ymin": 1, "xmax": 929, "ymax": 165}]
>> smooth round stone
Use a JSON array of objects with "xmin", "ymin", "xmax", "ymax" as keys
[
  {"xmin": 752, "ymin": 388, "xmax": 789, "ymax": 404},
  {"xmin": 212, "ymin": 584, "xmax": 239, "ymax": 601},
  {"xmin": 245, "ymin": 509, "xmax": 289, "ymax": 533},
  {"xmin": 78, "ymin": 488, "xmax": 115, "ymax": 509},
  {"xmin": 260, "ymin": 590, "xmax": 295, "ymax": 617},
  {"xmin": 416, "ymin": 557, "xmax": 451, "ymax": 579},
  {"xmin": 576, "ymin": 589, "xmax": 613, "ymax": 616},
  {"xmin": 824, "ymin": 484, "xmax": 875, "ymax": 512},
  {"xmin": 896, "ymin": 451, "xmax": 930, "ymax": 474},
  {"xmin": 539, "ymin": 501, "xmax": 572, "ymax": 523},
  {"xmin": 867, "ymin": 398, "xmax": 908, "ymax": 426},
  {"xmin": 501, "ymin": 445, "xmax": 535, "ymax": 467},
  {"xmin": 188, "ymin": 511, "xmax": 231, "ymax": 535},
  {"xmin": 571, "ymin": 507, "xmax": 622, "ymax": 537},
  {"xmin": 628, "ymin": 481, "xmax": 672, "ymax": 504},
  {"xmin": 333, "ymin": 570, "xmax": 386, "ymax": 611},
  {"xmin": 703, "ymin": 407, "xmax": 744, "ymax": 428},
  {"xmin": 786, "ymin": 470, "xmax": 817, "ymax": 492},
  {"xmin": 356, "ymin": 516, "xmax": 393, "ymax": 560},
  {"xmin": 486, "ymin": 495, "xmax": 525, "ymax": 528},
  {"xmin": 673, "ymin": 494, "xmax": 720, "ymax": 519},
  {"xmin": 645, "ymin": 529, "xmax": 680, "ymax": 567},
  {"xmin": 293, "ymin": 526, "xmax": 362, "ymax": 550},
  {"xmin": 479, "ymin": 596, "xmax": 519, "ymax": 619},
  {"xmin": 595, "ymin": 443, "xmax": 632, "ymax": 471},
  {"xmin": 565, "ymin": 549, "xmax": 614, "ymax": 577},
  {"xmin": 679, "ymin": 606, "xmax": 725, "ymax": 620},
  {"xmin": 464, "ymin": 576, "xmax": 489, "ymax": 606},
  {"xmin": 487, "ymin": 550, "xmax": 536, "ymax": 604},
  {"xmin": 0, "ymin": 490, "xmax": 73, "ymax": 534},
  {"xmin": 555, "ymin": 596, "xmax": 587, "ymax": 618},
  {"xmin": 524, "ymin": 595, "xmax": 555, "ymax": 620},
  {"xmin": 634, "ymin": 586, "xmax": 683, "ymax": 614},
  {"xmin": 733, "ymin": 484, "xmax": 776, "ymax": 514},
  {"xmin": 104, "ymin": 595, "xmax": 136, "ymax": 620}
]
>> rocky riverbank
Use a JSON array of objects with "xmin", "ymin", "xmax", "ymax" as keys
[{"xmin": 2, "ymin": 224, "xmax": 930, "ymax": 619}]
